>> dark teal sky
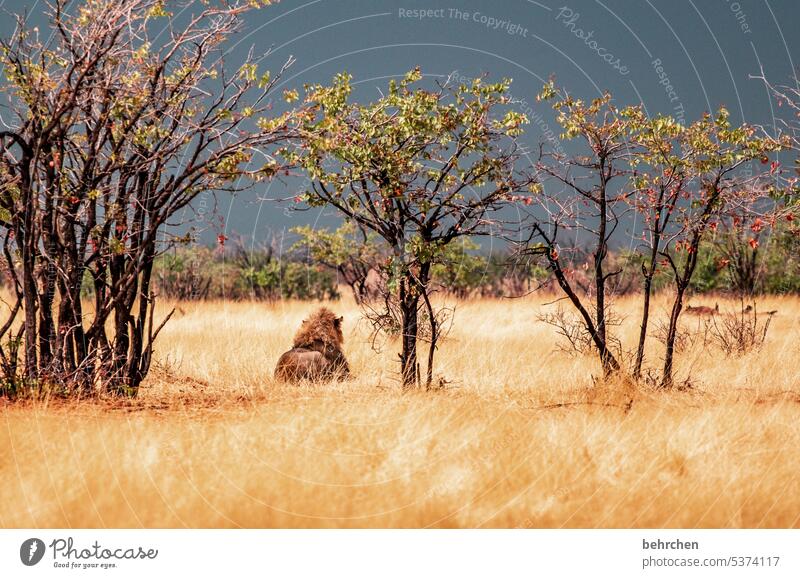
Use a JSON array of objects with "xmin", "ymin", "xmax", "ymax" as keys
[{"xmin": 2, "ymin": 0, "xmax": 798, "ymax": 248}]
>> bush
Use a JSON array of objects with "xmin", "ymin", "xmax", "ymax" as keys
[
  {"xmin": 153, "ymin": 243, "xmax": 338, "ymax": 301},
  {"xmin": 154, "ymin": 247, "xmax": 214, "ymax": 300},
  {"xmin": 239, "ymin": 260, "xmax": 338, "ymax": 301}
]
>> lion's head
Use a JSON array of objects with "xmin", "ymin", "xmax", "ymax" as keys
[{"xmin": 292, "ymin": 307, "xmax": 344, "ymax": 350}]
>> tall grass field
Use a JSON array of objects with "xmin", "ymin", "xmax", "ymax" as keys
[{"xmin": 1, "ymin": 294, "xmax": 799, "ymax": 528}]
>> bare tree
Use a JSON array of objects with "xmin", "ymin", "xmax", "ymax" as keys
[
  {"xmin": 0, "ymin": 0, "xmax": 298, "ymax": 396},
  {"xmin": 750, "ymin": 71, "xmax": 800, "ymax": 231},
  {"xmin": 522, "ymin": 85, "xmax": 783, "ymax": 386},
  {"xmin": 656, "ymin": 109, "xmax": 783, "ymax": 387},
  {"xmin": 626, "ymin": 112, "xmax": 688, "ymax": 379},
  {"xmin": 291, "ymin": 69, "xmax": 533, "ymax": 388},
  {"xmin": 523, "ymin": 84, "xmax": 640, "ymax": 375}
]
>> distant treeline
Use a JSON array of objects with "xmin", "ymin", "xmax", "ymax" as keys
[
  {"xmin": 148, "ymin": 235, "xmax": 544, "ymax": 302},
  {"xmin": 140, "ymin": 220, "xmax": 800, "ymax": 302}
]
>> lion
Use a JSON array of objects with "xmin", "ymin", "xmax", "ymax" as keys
[{"xmin": 274, "ymin": 307, "xmax": 350, "ymax": 383}]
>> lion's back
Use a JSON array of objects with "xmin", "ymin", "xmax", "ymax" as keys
[{"xmin": 274, "ymin": 348, "xmax": 327, "ymax": 382}]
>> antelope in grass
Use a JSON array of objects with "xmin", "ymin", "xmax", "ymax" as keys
[
  {"xmin": 685, "ymin": 303, "xmax": 719, "ymax": 316},
  {"xmin": 744, "ymin": 304, "xmax": 778, "ymax": 316}
]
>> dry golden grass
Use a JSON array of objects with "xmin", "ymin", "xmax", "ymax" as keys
[{"xmin": 1, "ymin": 293, "xmax": 799, "ymax": 528}]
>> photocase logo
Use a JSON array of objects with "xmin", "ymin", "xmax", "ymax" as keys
[{"xmin": 20, "ymin": 538, "xmax": 46, "ymax": 566}]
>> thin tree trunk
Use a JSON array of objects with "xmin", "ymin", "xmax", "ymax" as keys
[
  {"xmin": 418, "ymin": 264, "xmax": 436, "ymax": 389},
  {"xmin": 127, "ymin": 240, "xmax": 155, "ymax": 390},
  {"xmin": 20, "ymin": 222, "xmax": 38, "ymax": 381},
  {"xmin": 661, "ymin": 283, "xmax": 686, "ymax": 388},
  {"xmin": 593, "ymin": 158, "xmax": 617, "ymax": 376},
  {"xmin": 634, "ymin": 245, "xmax": 660, "ymax": 379},
  {"xmin": 398, "ymin": 274, "xmax": 419, "ymax": 389},
  {"xmin": 38, "ymin": 160, "xmax": 59, "ymax": 373},
  {"xmin": 633, "ymin": 272, "xmax": 653, "ymax": 380},
  {"xmin": 546, "ymin": 250, "xmax": 620, "ymax": 373}
]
